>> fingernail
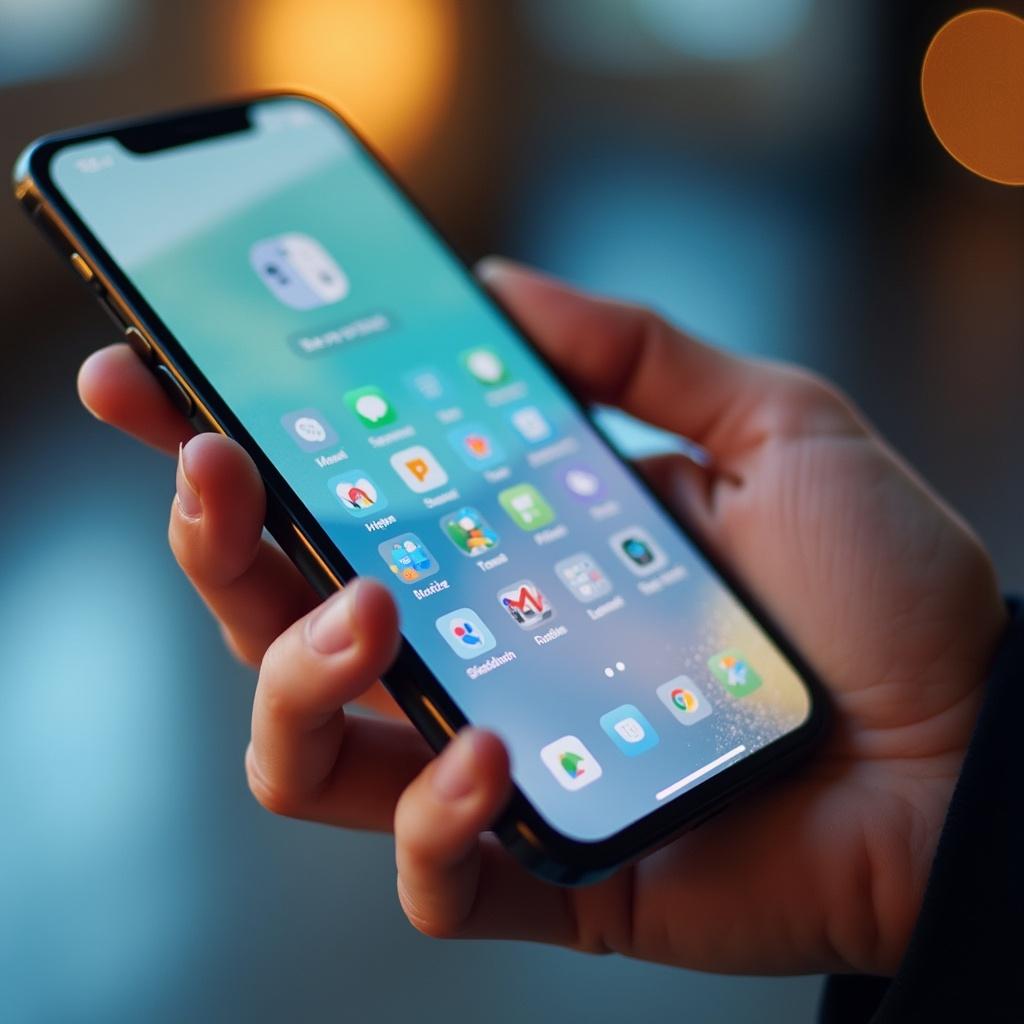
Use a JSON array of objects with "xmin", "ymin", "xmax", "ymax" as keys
[
  {"xmin": 307, "ymin": 585, "xmax": 356, "ymax": 655},
  {"xmin": 175, "ymin": 442, "xmax": 201, "ymax": 520},
  {"xmin": 475, "ymin": 256, "xmax": 508, "ymax": 283},
  {"xmin": 432, "ymin": 729, "xmax": 484, "ymax": 802}
]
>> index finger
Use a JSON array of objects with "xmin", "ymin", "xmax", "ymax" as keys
[
  {"xmin": 247, "ymin": 577, "xmax": 425, "ymax": 829},
  {"xmin": 78, "ymin": 343, "xmax": 194, "ymax": 454}
]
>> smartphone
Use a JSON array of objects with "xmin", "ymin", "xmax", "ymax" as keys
[{"xmin": 14, "ymin": 94, "xmax": 825, "ymax": 884}]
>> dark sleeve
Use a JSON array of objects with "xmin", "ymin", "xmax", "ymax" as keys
[{"xmin": 819, "ymin": 599, "xmax": 1024, "ymax": 1023}]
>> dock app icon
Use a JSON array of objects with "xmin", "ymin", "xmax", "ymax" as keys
[{"xmin": 250, "ymin": 232, "xmax": 349, "ymax": 309}]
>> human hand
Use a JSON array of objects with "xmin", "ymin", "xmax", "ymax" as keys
[{"xmin": 78, "ymin": 260, "xmax": 1007, "ymax": 976}]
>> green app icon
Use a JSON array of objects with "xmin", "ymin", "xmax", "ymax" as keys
[
  {"xmin": 498, "ymin": 483, "xmax": 555, "ymax": 532},
  {"xmin": 461, "ymin": 347, "xmax": 508, "ymax": 386},
  {"xmin": 344, "ymin": 386, "xmax": 397, "ymax": 428},
  {"xmin": 707, "ymin": 650, "xmax": 763, "ymax": 698}
]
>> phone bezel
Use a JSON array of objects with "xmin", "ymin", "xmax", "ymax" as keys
[{"xmin": 17, "ymin": 92, "xmax": 829, "ymax": 883}]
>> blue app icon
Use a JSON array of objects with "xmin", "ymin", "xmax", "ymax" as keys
[
  {"xmin": 378, "ymin": 533, "xmax": 439, "ymax": 584},
  {"xmin": 599, "ymin": 704, "xmax": 659, "ymax": 757}
]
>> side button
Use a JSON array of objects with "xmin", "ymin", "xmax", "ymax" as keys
[
  {"xmin": 124, "ymin": 326, "xmax": 153, "ymax": 361},
  {"xmin": 155, "ymin": 365, "xmax": 194, "ymax": 417},
  {"xmin": 70, "ymin": 252, "xmax": 95, "ymax": 284}
]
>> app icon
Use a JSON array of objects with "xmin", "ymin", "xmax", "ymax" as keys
[
  {"xmin": 498, "ymin": 483, "xmax": 555, "ymax": 532},
  {"xmin": 280, "ymin": 408, "xmax": 339, "ymax": 452},
  {"xmin": 250, "ymin": 232, "xmax": 349, "ymax": 309},
  {"xmin": 435, "ymin": 608, "xmax": 497, "ymax": 660},
  {"xmin": 441, "ymin": 506, "xmax": 500, "ymax": 557},
  {"xmin": 497, "ymin": 579, "xmax": 555, "ymax": 630},
  {"xmin": 390, "ymin": 445, "xmax": 449, "ymax": 493},
  {"xmin": 462, "ymin": 347, "xmax": 507, "ymax": 386},
  {"xmin": 328, "ymin": 470, "xmax": 387, "ymax": 518},
  {"xmin": 609, "ymin": 526, "xmax": 668, "ymax": 577},
  {"xmin": 404, "ymin": 366, "xmax": 449, "ymax": 404},
  {"xmin": 447, "ymin": 423, "xmax": 507, "ymax": 470},
  {"xmin": 540, "ymin": 735, "xmax": 603, "ymax": 791},
  {"xmin": 600, "ymin": 704, "xmax": 660, "ymax": 757},
  {"xmin": 708, "ymin": 650, "xmax": 763, "ymax": 698},
  {"xmin": 562, "ymin": 464, "xmax": 606, "ymax": 502},
  {"xmin": 378, "ymin": 533, "xmax": 439, "ymax": 584},
  {"xmin": 509, "ymin": 405, "xmax": 552, "ymax": 445},
  {"xmin": 656, "ymin": 676, "xmax": 713, "ymax": 726},
  {"xmin": 344, "ymin": 386, "xmax": 397, "ymax": 428},
  {"xmin": 555, "ymin": 552, "xmax": 613, "ymax": 603}
]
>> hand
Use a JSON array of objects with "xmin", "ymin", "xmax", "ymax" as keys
[{"xmin": 78, "ymin": 260, "xmax": 1007, "ymax": 976}]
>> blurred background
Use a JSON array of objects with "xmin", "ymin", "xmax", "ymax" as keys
[{"xmin": 2, "ymin": 2, "xmax": 1022, "ymax": 1021}]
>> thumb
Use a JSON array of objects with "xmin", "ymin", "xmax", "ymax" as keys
[{"xmin": 477, "ymin": 258, "xmax": 768, "ymax": 451}]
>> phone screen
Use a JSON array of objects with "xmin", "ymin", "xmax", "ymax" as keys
[{"xmin": 49, "ymin": 97, "xmax": 811, "ymax": 842}]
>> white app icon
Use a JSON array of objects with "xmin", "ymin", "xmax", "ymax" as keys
[
  {"xmin": 510, "ymin": 405, "xmax": 552, "ymax": 444},
  {"xmin": 293, "ymin": 417, "xmax": 326, "ymax": 443},
  {"xmin": 355, "ymin": 393, "xmax": 389, "ymax": 424},
  {"xmin": 250, "ymin": 233, "xmax": 349, "ymax": 310},
  {"xmin": 540, "ymin": 736, "xmax": 603, "ymax": 792},
  {"xmin": 390, "ymin": 445, "xmax": 449, "ymax": 493},
  {"xmin": 565, "ymin": 468, "xmax": 600, "ymax": 498},
  {"xmin": 614, "ymin": 717, "xmax": 646, "ymax": 744},
  {"xmin": 464, "ymin": 348, "xmax": 506, "ymax": 385},
  {"xmin": 281, "ymin": 407, "xmax": 339, "ymax": 452}
]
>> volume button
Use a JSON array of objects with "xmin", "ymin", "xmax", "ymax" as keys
[
  {"xmin": 124, "ymin": 326, "xmax": 153, "ymax": 361},
  {"xmin": 154, "ymin": 365, "xmax": 194, "ymax": 418},
  {"xmin": 70, "ymin": 252, "xmax": 95, "ymax": 284}
]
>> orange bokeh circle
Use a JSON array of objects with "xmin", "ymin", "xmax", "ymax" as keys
[{"xmin": 922, "ymin": 8, "xmax": 1024, "ymax": 185}]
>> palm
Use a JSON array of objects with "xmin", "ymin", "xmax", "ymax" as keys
[{"xmin": 571, "ymin": 393, "xmax": 1004, "ymax": 974}]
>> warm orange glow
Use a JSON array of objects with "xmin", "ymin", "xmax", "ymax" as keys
[
  {"xmin": 234, "ymin": 0, "xmax": 458, "ymax": 163},
  {"xmin": 922, "ymin": 8, "xmax": 1024, "ymax": 186}
]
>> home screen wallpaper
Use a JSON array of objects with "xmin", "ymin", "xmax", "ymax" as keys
[{"xmin": 53, "ymin": 98, "xmax": 811, "ymax": 842}]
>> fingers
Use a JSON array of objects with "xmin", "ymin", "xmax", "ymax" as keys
[
  {"xmin": 79, "ymin": 343, "xmax": 194, "ymax": 454},
  {"xmin": 248, "ymin": 578, "xmax": 422, "ymax": 829},
  {"xmin": 394, "ymin": 729, "xmax": 576, "ymax": 944},
  {"xmin": 170, "ymin": 433, "xmax": 318, "ymax": 666},
  {"xmin": 478, "ymin": 258, "xmax": 766, "ymax": 451}
]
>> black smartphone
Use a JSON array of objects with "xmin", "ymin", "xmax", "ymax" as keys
[{"xmin": 14, "ymin": 94, "xmax": 825, "ymax": 884}]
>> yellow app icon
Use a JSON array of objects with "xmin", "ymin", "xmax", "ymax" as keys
[{"xmin": 390, "ymin": 445, "xmax": 449, "ymax": 493}]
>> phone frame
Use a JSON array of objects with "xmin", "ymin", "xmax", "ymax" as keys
[{"xmin": 13, "ymin": 92, "xmax": 828, "ymax": 884}]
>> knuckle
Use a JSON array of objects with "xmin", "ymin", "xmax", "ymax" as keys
[
  {"xmin": 245, "ymin": 757, "xmax": 301, "ymax": 818},
  {"xmin": 763, "ymin": 366, "xmax": 858, "ymax": 435},
  {"xmin": 396, "ymin": 877, "xmax": 464, "ymax": 940},
  {"xmin": 257, "ymin": 675, "xmax": 296, "ymax": 728},
  {"xmin": 630, "ymin": 302, "xmax": 671, "ymax": 344},
  {"xmin": 167, "ymin": 510, "xmax": 204, "ymax": 579},
  {"xmin": 256, "ymin": 639, "xmax": 299, "ymax": 719},
  {"xmin": 220, "ymin": 624, "xmax": 263, "ymax": 670}
]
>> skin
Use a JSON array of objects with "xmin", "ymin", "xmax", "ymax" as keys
[{"xmin": 77, "ymin": 259, "xmax": 1007, "ymax": 976}]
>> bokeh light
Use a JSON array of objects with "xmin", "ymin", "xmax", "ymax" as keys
[
  {"xmin": 921, "ymin": 8, "xmax": 1024, "ymax": 186},
  {"xmin": 0, "ymin": 0, "xmax": 133, "ymax": 86},
  {"xmin": 231, "ymin": 0, "xmax": 458, "ymax": 162},
  {"xmin": 528, "ymin": 0, "xmax": 814, "ymax": 71}
]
